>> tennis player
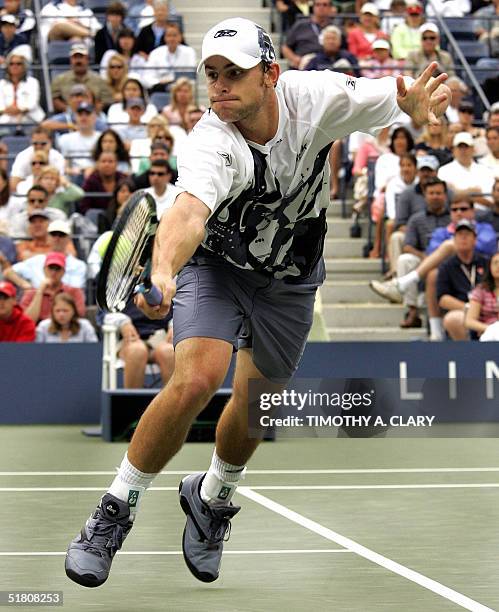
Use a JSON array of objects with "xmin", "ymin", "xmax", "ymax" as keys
[{"xmin": 65, "ymin": 17, "xmax": 450, "ymax": 587}]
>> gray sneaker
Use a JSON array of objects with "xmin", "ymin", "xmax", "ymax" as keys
[
  {"xmin": 65, "ymin": 493, "xmax": 133, "ymax": 588},
  {"xmin": 179, "ymin": 473, "xmax": 240, "ymax": 583}
]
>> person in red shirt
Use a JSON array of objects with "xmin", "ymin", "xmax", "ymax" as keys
[
  {"xmin": 0, "ymin": 280, "xmax": 35, "ymax": 341},
  {"xmin": 347, "ymin": 3, "xmax": 387, "ymax": 60},
  {"xmin": 20, "ymin": 252, "xmax": 85, "ymax": 323}
]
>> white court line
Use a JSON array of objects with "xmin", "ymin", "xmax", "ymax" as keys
[
  {"xmin": 238, "ymin": 487, "xmax": 494, "ymax": 612},
  {"xmin": 3, "ymin": 483, "xmax": 499, "ymax": 492},
  {"xmin": 2, "ymin": 468, "xmax": 499, "ymax": 476},
  {"xmin": 0, "ymin": 549, "xmax": 350, "ymax": 557}
]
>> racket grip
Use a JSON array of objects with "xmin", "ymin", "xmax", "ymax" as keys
[{"xmin": 136, "ymin": 284, "xmax": 163, "ymax": 306}]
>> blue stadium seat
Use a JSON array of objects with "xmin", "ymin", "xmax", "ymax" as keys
[
  {"xmin": 48, "ymin": 41, "xmax": 73, "ymax": 65},
  {"xmin": 2, "ymin": 135, "xmax": 30, "ymax": 173},
  {"xmin": 474, "ymin": 57, "xmax": 499, "ymax": 83},
  {"xmin": 456, "ymin": 41, "xmax": 489, "ymax": 64},
  {"xmin": 443, "ymin": 18, "xmax": 476, "ymax": 40},
  {"xmin": 173, "ymin": 70, "xmax": 196, "ymax": 82},
  {"xmin": 84, "ymin": 0, "xmax": 107, "ymax": 14},
  {"xmin": 150, "ymin": 91, "xmax": 171, "ymax": 112}
]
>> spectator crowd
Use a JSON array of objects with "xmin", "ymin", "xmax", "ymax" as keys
[{"xmin": 0, "ymin": 0, "xmax": 498, "ymax": 358}]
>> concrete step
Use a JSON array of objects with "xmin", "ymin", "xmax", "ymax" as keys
[
  {"xmin": 325, "ymin": 257, "xmax": 381, "ymax": 280},
  {"xmin": 326, "ymin": 327, "xmax": 428, "ymax": 341},
  {"xmin": 327, "ymin": 200, "xmax": 354, "ymax": 218},
  {"xmin": 321, "ymin": 280, "xmax": 386, "ymax": 303},
  {"xmin": 183, "ymin": 8, "xmax": 271, "ymax": 33},
  {"xmin": 324, "ymin": 238, "xmax": 364, "ymax": 259},
  {"xmin": 323, "ymin": 303, "xmax": 407, "ymax": 327},
  {"xmin": 326, "ymin": 217, "xmax": 368, "ymax": 239}
]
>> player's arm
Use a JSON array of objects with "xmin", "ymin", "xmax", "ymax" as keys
[{"xmin": 137, "ymin": 192, "xmax": 210, "ymax": 319}]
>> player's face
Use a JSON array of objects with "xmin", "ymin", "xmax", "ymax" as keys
[{"xmin": 205, "ymin": 58, "xmax": 270, "ymax": 125}]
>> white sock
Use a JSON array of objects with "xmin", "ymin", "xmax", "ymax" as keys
[
  {"xmin": 107, "ymin": 453, "xmax": 158, "ymax": 517},
  {"xmin": 200, "ymin": 451, "xmax": 246, "ymax": 506},
  {"xmin": 397, "ymin": 270, "xmax": 420, "ymax": 292},
  {"xmin": 429, "ymin": 317, "xmax": 444, "ymax": 339}
]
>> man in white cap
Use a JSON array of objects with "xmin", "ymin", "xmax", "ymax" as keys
[
  {"xmin": 405, "ymin": 22, "xmax": 455, "ymax": 78},
  {"xmin": 65, "ymin": 17, "xmax": 451, "ymax": 588},
  {"xmin": 439, "ymin": 132, "xmax": 495, "ymax": 208}
]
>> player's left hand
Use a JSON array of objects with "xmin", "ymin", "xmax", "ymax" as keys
[{"xmin": 396, "ymin": 62, "xmax": 451, "ymax": 127}]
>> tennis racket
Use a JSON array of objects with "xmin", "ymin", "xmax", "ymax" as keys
[{"xmin": 97, "ymin": 190, "xmax": 163, "ymax": 313}]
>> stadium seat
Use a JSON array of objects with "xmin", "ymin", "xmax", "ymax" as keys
[
  {"xmin": 47, "ymin": 40, "xmax": 73, "ymax": 65},
  {"xmin": 168, "ymin": 14, "xmax": 184, "ymax": 32},
  {"xmin": 474, "ymin": 57, "xmax": 499, "ymax": 84},
  {"xmin": 443, "ymin": 18, "xmax": 476, "ymax": 40},
  {"xmin": 84, "ymin": 0, "xmax": 107, "ymax": 14},
  {"xmin": 2, "ymin": 135, "xmax": 30, "ymax": 173},
  {"xmin": 150, "ymin": 91, "xmax": 171, "ymax": 112},
  {"xmin": 174, "ymin": 70, "xmax": 196, "ymax": 82},
  {"xmin": 456, "ymin": 41, "xmax": 489, "ymax": 64}
]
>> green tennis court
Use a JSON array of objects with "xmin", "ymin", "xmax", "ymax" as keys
[{"xmin": 1, "ymin": 426, "xmax": 498, "ymax": 611}]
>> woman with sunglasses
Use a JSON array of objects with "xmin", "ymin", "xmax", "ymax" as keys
[
  {"xmin": 0, "ymin": 52, "xmax": 44, "ymax": 125},
  {"xmin": 104, "ymin": 53, "xmax": 129, "ymax": 103},
  {"xmin": 14, "ymin": 150, "xmax": 48, "ymax": 196}
]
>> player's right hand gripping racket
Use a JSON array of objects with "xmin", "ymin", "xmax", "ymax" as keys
[{"xmin": 97, "ymin": 190, "xmax": 162, "ymax": 313}]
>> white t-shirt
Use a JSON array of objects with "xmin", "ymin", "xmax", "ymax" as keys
[
  {"xmin": 438, "ymin": 160, "xmax": 495, "ymax": 195},
  {"xmin": 107, "ymin": 102, "xmax": 158, "ymax": 127},
  {"xmin": 478, "ymin": 153, "xmax": 499, "ymax": 179},
  {"xmin": 143, "ymin": 44, "xmax": 197, "ymax": 89},
  {"xmin": 145, "ymin": 184, "xmax": 183, "ymax": 220},
  {"xmin": 11, "ymin": 146, "xmax": 65, "ymax": 180},
  {"xmin": 176, "ymin": 70, "xmax": 408, "ymax": 278},
  {"xmin": 39, "ymin": 0, "xmax": 100, "ymax": 47},
  {"xmin": 58, "ymin": 131, "xmax": 101, "ymax": 171}
]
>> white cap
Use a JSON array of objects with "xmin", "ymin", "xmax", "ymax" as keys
[
  {"xmin": 372, "ymin": 38, "xmax": 390, "ymax": 50},
  {"xmin": 360, "ymin": 2, "xmax": 380, "ymax": 15},
  {"xmin": 48, "ymin": 219, "xmax": 71, "ymax": 235},
  {"xmin": 452, "ymin": 131, "xmax": 474, "ymax": 147},
  {"xmin": 419, "ymin": 22, "xmax": 439, "ymax": 35},
  {"xmin": 197, "ymin": 18, "xmax": 276, "ymax": 73}
]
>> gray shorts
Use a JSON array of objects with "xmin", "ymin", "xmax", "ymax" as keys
[{"xmin": 172, "ymin": 255, "xmax": 324, "ymax": 382}]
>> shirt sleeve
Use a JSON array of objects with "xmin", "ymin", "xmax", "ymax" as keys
[
  {"xmin": 175, "ymin": 123, "xmax": 243, "ymax": 213},
  {"xmin": 403, "ymin": 216, "xmax": 419, "ymax": 248},
  {"xmin": 18, "ymin": 315, "xmax": 36, "ymax": 342},
  {"xmin": 284, "ymin": 70, "xmax": 412, "ymax": 140}
]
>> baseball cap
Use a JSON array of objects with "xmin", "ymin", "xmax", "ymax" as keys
[
  {"xmin": 419, "ymin": 22, "xmax": 439, "ymax": 34},
  {"xmin": 45, "ymin": 252, "xmax": 66, "ymax": 269},
  {"xmin": 417, "ymin": 155, "xmax": 439, "ymax": 170},
  {"xmin": 0, "ymin": 280, "xmax": 16, "ymax": 298},
  {"xmin": 198, "ymin": 17, "xmax": 276, "ymax": 73},
  {"xmin": 69, "ymin": 84, "xmax": 88, "ymax": 97},
  {"xmin": 76, "ymin": 101, "xmax": 94, "ymax": 113},
  {"xmin": 407, "ymin": 3, "xmax": 423, "ymax": 14},
  {"xmin": 70, "ymin": 43, "xmax": 88, "ymax": 56},
  {"xmin": 126, "ymin": 97, "xmax": 145, "ymax": 109},
  {"xmin": 490, "ymin": 101, "xmax": 499, "ymax": 113},
  {"xmin": 48, "ymin": 220, "xmax": 71, "ymax": 235},
  {"xmin": 453, "ymin": 132, "xmax": 474, "ymax": 147},
  {"xmin": 0, "ymin": 14, "xmax": 18, "ymax": 26},
  {"xmin": 372, "ymin": 39, "xmax": 390, "ymax": 50},
  {"xmin": 28, "ymin": 209, "xmax": 50, "ymax": 221},
  {"xmin": 360, "ymin": 2, "xmax": 380, "ymax": 15},
  {"xmin": 455, "ymin": 219, "xmax": 476, "ymax": 235}
]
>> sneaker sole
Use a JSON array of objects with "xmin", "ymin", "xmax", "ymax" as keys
[
  {"xmin": 65, "ymin": 566, "xmax": 107, "ymax": 588},
  {"xmin": 178, "ymin": 479, "xmax": 218, "ymax": 583}
]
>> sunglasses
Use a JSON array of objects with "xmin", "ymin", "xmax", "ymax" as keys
[
  {"xmin": 33, "ymin": 141, "xmax": 49, "ymax": 146},
  {"xmin": 459, "ymin": 108, "xmax": 473, "ymax": 114},
  {"xmin": 0, "ymin": 293, "xmax": 13, "ymax": 300},
  {"xmin": 451, "ymin": 207, "xmax": 471, "ymax": 212},
  {"xmin": 110, "ymin": 64, "xmax": 124, "ymax": 69},
  {"xmin": 9, "ymin": 61, "xmax": 24, "ymax": 66},
  {"xmin": 32, "ymin": 161, "xmax": 47, "ymax": 166},
  {"xmin": 49, "ymin": 231, "xmax": 67, "ymax": 238},
  {"xmin": 149, "ymin": 171, "xmax": 167, "ymax": 176},
  {"xmin": 47, "ymin": 264, "xmax": 63, "ymax": 271},
  {"xmin": 422, "ymin": 36, "xmax": 437, "ymax": 41},
  {"xmin": 28, "ymin": 198, "xmax": 46, "ymax": 204}
]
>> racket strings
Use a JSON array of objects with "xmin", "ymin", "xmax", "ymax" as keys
[{"xmin": 106, "ymin": 200, "xmax": 152, "ymax": 310}]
